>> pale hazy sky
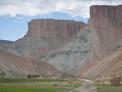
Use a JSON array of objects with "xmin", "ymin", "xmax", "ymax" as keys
[
  {"xmin": 0, "ymin": 0, "xmax": 122, "ymax": 41},
  {"xmin": 0, "ymin": 0, "xmax": 122, "ymax": 17}
]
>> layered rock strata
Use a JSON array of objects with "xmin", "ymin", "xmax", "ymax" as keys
[
  {"xmin": 90, "ymin": 5, "xmax": 122, "ymax": 59},
  {"xmin": 10, "ymin": 19, "xmax": 86, "ymax": 59}
]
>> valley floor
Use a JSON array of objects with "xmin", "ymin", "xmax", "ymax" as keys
[
  {"xmin": 0, "ymin": 78, "xmax": 122, "ymax": 92},
  {"xmin": 0, "ymin": 78, "xmax": 81, "ymax": 92},
  {"xmin": 96, "ymin": 86, "xmax": 122, "ymax": 92}
]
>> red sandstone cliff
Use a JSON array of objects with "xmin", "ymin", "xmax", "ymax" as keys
[
  {"xmin": 90, "ymin": 5, "xmax": 122, "ymax": 59},
  {"xmin": 81, "ymin": 5, "xmax": 122, "ymax": 78},
  {"xmin": 11, "ymin": 19, "xmax": 86, "ymax": 59},
  {"xmin": 3, "ymin": 5, "xmax": 122, "ymax": 78},
  {"xmin": 27, "ymin": 19, "xmax": 85, "ymax": 38}
]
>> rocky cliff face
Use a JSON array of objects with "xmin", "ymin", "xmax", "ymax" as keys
[
  {"xmin": 80, "ymin": 5, "xmax": 122, "ymax": 78},
  {"xmin": 4, "ymin": 5, "xmax": 122, "ymax": 78},
  {"xmin": 43, "ymin": 27, "xmax": 93, "ymax": 75},
  {"xmin": 10, "ymin": 19, "xmax": 86, "ymax": 59},
  {"xmin": 90, "ymin": 5, "xmax": 122, "ymax": 59},
  {"xmin": 27, "ymin": 19, "xmax": 84, "ymax": 38}
]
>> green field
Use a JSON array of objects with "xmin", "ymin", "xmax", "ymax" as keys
[
  {"xmin": 0, "ymin": 77, "xmax": 81, "ymax": 92},
  {"xmin": 97, "ymin": 85, "xmax": 122, "ymax": 92},
  {"xmin": 0, "ymin": 76, "xmax": 122, "ymax": 92},
  {"xmin": 0, "ymin": 87, "xmax": 64, "ymax": 92}
]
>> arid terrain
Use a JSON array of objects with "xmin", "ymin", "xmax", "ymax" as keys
[{"xmin": 0, "ymin": 5, "xmax": 122, "ymax": 92}]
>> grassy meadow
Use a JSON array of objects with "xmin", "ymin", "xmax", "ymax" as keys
[
  {"xmin": 0, "ymin": 76, "xmax": 81, "ymax": 92},
  {"xmin": 97, "ymin": 85, "xmax": 122, "ymax": 92},
  {"xmin": 0, "ymin": 74, "xmax": 122, "ymax": 92}
]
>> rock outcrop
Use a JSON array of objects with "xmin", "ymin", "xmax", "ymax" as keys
[
  {"xmin": 83, "ymin": 49, "xmax": 122, "ymax": 78},
  {"xmin": 90, "ymin": 5, "xmax": 122, "ymax": 59},
  {"xmin": 2, "ymin": 5, "xmax": 122, "ymax": 78},
  {"xmin": 81, "ymin": 5, "xmax": 122, "ymax": 78},
  {"xmin": 10, "ymin": 19, "xmax": 86, "ymax": 59},
  {"xmin": 43, "ymin": 27, "xmax": 93, "ymax": 75}
]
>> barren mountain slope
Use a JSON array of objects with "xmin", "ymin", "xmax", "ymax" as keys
[
  {"xmin": 82, "ymin": 49, "xmax": 122, "ymax": 78},
  {"xmin": 76, "ymin": 5, "xmax": 122, "ymax": 78},
  {"xmin": 1, "ymin": 5, "xmax": 122, "ymax": 78},
  {"xmin": 0, "ymin": 46, "xmax": 61, "ymax": 78},
  {"xmin": 9, "ymin": 19, "xmax": 86, "ymax": 59},
  {"xmin": 42, "ymin": 27, "xmax": 93, "ymax": 75},
  {"xmin": 90, "ymin": 5, "xmax": 122, "ymax": 59}
]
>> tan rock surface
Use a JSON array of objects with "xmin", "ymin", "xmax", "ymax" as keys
[
  {"xmin": 0, "ymin": 46, "xmax": 61, "ymax": 78},
  {"xmin": 90, "ymin": 5, "xmax": 122, "ymax": 59},
  {"xmin": 11, "ymin": 19, "xmax": 86, "ymax": 59}
]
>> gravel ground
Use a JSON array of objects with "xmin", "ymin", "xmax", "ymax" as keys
[{"xmin": 70, "ymin": 79, "xmax": 96, "ymax": 92}]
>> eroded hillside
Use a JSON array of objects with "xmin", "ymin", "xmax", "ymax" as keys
[{"xmin": 0, "ymin": 5, "xmax": 122, "ymax": 78}]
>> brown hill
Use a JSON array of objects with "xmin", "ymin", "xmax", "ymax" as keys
[
  {"xmin": 82, "ymin": 49, "xmax": 122, "ymax": 78},
  {"xmin": 4, "ymin": 19, "xmax": 86, "ymax": 77},
  {"xmin": 8, "ymin": 19, "xmax": 86, "ymax": 59},
  {"xmin": 1, "ymin": 5, "xmax": 122, "ymax": 78},
  {"xmin": 0, "ymin": 46, "xmax": 61, "ymax": 78}
]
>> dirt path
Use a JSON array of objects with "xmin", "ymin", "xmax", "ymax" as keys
[
  {"xmin": 71, "ymin": 79, "xmax": 96, "ymax": 92},
  {"xmin": 81, "ymin": 79, "xmax": 96, "ymax": 92}
]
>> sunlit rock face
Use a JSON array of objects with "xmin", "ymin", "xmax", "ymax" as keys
[
  {"xmin": 4, "ymin": 5, "xmax": 122, "ymax": 77},
  {"xmin": 81, "ymin": 5, "xmax": 122, "ymax": 78},
  {"xmin": 90, "ymin": 5, "xmax": 122, "ymax": 59},
  {"xmin": 10, "ymin": 19, "xmax": 86, "ymax": 59},
  {"xmin": 43, "ymin": 27, "xmax": 93, "ymax": 75},
  {"xmin": 5, "ymin": 19, "xmax": 86, "ymax": 76},
  {"xmin": 2, "ymin": 5, "xmax": 122, "ymax": 76}
]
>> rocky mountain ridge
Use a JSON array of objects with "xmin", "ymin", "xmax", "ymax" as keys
[
  {"xmin": 90, "ymin": 5, "xmax": 122, "ymax": 59},
  {"xmin": 10, "ymin": 19, "xmax": 86, "ymax": 59},
  {"xmin": 0, "ymin": 5, "xmax": 122, "ymax": 78}
]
